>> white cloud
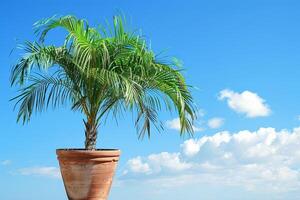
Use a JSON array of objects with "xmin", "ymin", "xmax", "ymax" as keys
[
  {"xmin": 18, "ymin": 166, "xmax": 61, "ymax": 179},
  {"xmin": 207, "ymin": 117, "xmax": 224, "ymax": 129},
  {"xmin": 180, "ymin": 139, "xmax": 202, "ymax": 157},
  {"xmin": 165, "ymin": 118, "xmax": 204, "ymax": 132},
  {"xmin": 125, "ymin": 152, "xmax": 191, "ymax": 176},
  {"xmin": 125, "ymin": 157, "xmax": 151, "ymax": 174},
  {"xmin": 122, "ymin": 127, "xmax": 300, "ymax": 193},
  {"xmin": 297, "ymin": 115, "xmax": 300, "ymax": 121},
  {"xmin": 147, "ymin": 152, "xmax": 192, "ymax": 172},
  {"xmin": 218, "ymin": 89, "xmax": 271, "ymax": 118},
  {"xmin": 1, "ymin": 160, "xmax": 12, "ymax": 166},
  {"xmin": 165, "ymin": 118, "xmax": 182, "ymax": 131},
  {"xmin": 196, "ymin": 109, "xmax": 205, "ymax": 117},
  {"xmin": 181, "ymin": 131, "xmax": 231, "ymax": 157}
]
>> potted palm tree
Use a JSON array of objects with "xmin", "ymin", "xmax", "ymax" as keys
[{"xmin": 10, "ymin": 15, "xmax": 196, "ymax": 200}]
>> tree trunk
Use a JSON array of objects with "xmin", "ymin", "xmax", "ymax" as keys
[{"xmin": 84, "ymin": 120, "xmax": 98, "ymax": 150}]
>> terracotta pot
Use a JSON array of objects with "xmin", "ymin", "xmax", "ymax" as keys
[{"xmin": 56, "ymin": 149, "xmax": 121, "ymax": 200}]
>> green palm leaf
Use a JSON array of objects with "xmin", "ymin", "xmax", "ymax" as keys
[{"xmin": 11, "ymin": 15, "xmax": 197, "ymax": 150}]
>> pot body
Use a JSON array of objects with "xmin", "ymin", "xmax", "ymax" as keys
[{"xmin": 56, "ymin": 149, "xmax": 121, "ymax": 200}]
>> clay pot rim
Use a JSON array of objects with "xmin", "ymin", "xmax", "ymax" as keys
[
  {"xmin": 56, "ymin": 149, "xmax": 121, "ymax": 155},
  {"xmin": 56, "ymin": 149, "xmax": 121, "ymax": 160},
  {"xmin": 56, "ymin": 148, "xmax": 120, "ymax": 151}
]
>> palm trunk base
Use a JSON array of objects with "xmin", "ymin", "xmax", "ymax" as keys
[{"xmin": 84, "ymin": 120, "xmax": 97, "ymax": 150}]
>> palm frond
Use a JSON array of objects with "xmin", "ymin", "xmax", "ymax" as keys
[
  {"xmin": 11, "ymin": 15, "xmax": 197, "ymax": 144},
  {"xmin": 11, "ymin": 72, "xmax": 73, "ymax": 123}
]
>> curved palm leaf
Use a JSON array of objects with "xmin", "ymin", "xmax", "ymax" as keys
[{"xmin": 11, "ymin": 15, "xmax": 197, "ymax": 150}]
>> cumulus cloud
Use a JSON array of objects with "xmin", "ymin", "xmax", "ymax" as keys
[
  {"xmin": 125, "ymin": 157, "xmax": 151, "ymax": 174},
  {"xmin": 218, "ymin": 89, "xmax": 271, "ymax": 118},
  {"xmin": 207, "ymin": 118, "xmax": 224, "ymax": 129},
  {"xmin": 18, "ymin": 166, "xmax": 61, "ymax": 179},
  {"xmin": 124, "ymin": 152, "xmax": 191, "ymax": 176},
  {"xmin": 165, "ymin": 118, "xmax": 204, "ymax": 132},
  {"xmin": 122, "ymin": 127, "xmax": 300, "ymax": 193}
]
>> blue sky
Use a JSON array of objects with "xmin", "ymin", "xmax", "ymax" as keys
[{"xmin": 1, "ymin": 0, "xmax": 300, "ymax": 199}]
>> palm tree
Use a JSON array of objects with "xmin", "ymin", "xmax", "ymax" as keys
[{"xmin": 11, "ymin": 15, "xmax": 197, "ymax": 150}]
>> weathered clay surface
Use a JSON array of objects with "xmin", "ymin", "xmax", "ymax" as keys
[{"xmin": 57, "ymin": 149, "xmax": 121, "ymax": 200}]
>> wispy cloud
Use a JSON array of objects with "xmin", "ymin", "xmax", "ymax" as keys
[
  {"xmin": 18, "ymin": 166, "xmax": 61, "ymax": 179},
  {"xmin": 165, "ymin": 118, "xmax": 204, "ymax": 132},
  {"xmin": 122, "ymin": 127, "xmax": 300, "ymax": 193},
  {"xmin": 218, "ymin": 89, "xmax": 271, "ymax": 118},
  {"xmin": 207, "ymin": 117, "xmax": 224, "ymax": 129},
  {"xmin": 1, "ymin": 160, "xmax": 12, "ymax": 166}
]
